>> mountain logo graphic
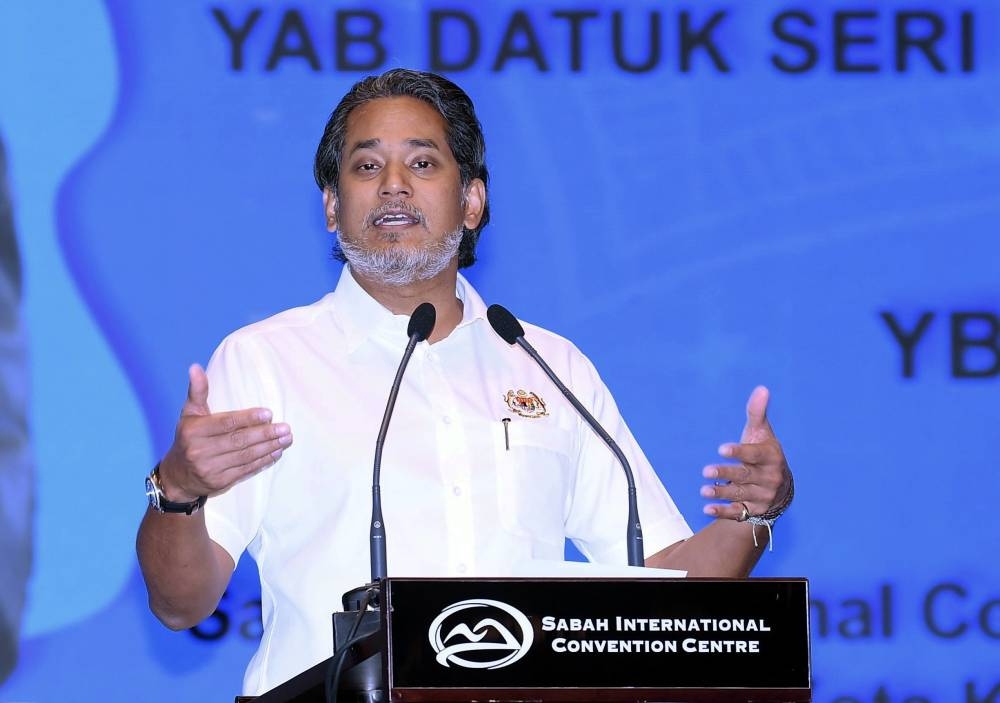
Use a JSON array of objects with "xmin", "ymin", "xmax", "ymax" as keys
[{"xmin": 428, "ymin": 598, "xmax": 534, "ymax": 669}]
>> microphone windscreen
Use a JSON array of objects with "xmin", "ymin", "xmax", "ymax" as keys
[
  {"xmin": 487, "ymin": 304, "xmax": 525, "ymax": 345},
  {"xmin": 407, "ymin": 302, "xmax": 437, "ymax": 341}
]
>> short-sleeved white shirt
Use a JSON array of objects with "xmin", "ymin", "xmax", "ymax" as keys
[{"xmin": 204, "ymin": 267, "xmax": 692, "ymax": 695}]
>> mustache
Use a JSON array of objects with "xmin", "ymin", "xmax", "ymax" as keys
[{"xmin": 366, "ymin": 200, "xmax": 425, "ymax": 227}]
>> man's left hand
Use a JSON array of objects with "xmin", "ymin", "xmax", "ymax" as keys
[{"xmin": 700, "ymin": 386, "xmax": 792, "ymax": 521}]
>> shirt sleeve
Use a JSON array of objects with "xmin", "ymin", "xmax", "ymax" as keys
[
  {"xmin": 202, "ymin": 333, "xmax": 277, "ymax": 568},
  {"xmin": 562, "ymin": 350, "xmax": 693, "ymax": 565}
]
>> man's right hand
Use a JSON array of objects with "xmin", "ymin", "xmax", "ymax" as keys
[{"xmin": 157, "ymin": 364, "xmax": 293, "ymax": 502}]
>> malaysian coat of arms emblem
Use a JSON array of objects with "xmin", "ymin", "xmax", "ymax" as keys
[{"xmin": 504, "ymin": 389, "xmax": 548, "ymax": 418}]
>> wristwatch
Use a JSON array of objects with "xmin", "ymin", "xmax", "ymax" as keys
[{"xmin": 145, "ymin": 463, "xmax": 207, "ymax": 515}]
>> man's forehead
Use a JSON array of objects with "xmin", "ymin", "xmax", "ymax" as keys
[{"xmin": 344, "ymin": 96, "xmax": 449, "ymax": 149}]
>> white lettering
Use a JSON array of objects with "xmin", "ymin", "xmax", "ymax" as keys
[
  {"xmin": 551, "ymin": 638, "xmax": 681, "ymax": 654},
  {"xmin": 543, "ymin": 617, "xmax": 609, "ymax": 632},
  {"xmin": 613, "ymin": 618, "xmax": 770, "ymax": 633},
  {"xmin": 681, "ymin": 638, "xmax": 762, "ymax": 653}
]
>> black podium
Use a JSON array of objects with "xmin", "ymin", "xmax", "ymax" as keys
[{"xmin": 243, "ymin": 577, "xmax": 811, "ymax": 703}]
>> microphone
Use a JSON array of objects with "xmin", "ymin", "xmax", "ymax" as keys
[
  {"xmin": 330, "ymin": 304, "xmax": 436, "ymax": 703},
  {"xmin": 370, "ymin": 302, "xmax": 436, "ymax": 584},
  {"xmin": 486, "ymin": 304, "xmax": 645, "ymax": 567}
]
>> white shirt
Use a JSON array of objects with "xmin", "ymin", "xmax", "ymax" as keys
[{"xmin": 204, "ymin": 267, "xmax": 692, "ymax": 695}]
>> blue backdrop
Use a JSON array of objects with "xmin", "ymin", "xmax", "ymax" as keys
[{"xmin": 1, "ymin": 1, "xmax": 998, "ymax": 700}]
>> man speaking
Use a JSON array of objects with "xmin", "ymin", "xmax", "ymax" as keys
[{"xmin": 136, "ymin": 69, "xmax": 793, "ymax": 696}]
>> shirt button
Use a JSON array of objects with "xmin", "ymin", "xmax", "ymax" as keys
[
  {"xmin": 442, "ymin": 415, "xmax": 452, "ymax": 425},
  {"xmin": 453, "ymin": 485, "xmax": 462, "ymax": 496},
  {"xmin": 457, "ymin": 563, "xmax": 467, "ymax": 574}
]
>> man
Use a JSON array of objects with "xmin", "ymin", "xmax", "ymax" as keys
[
  {"xmin": 136, "ymin": 69, "xmax": 793, "ymax": 696},
  {"xmin": 0, "ymin": 134, "xmax": 33, "ymax": 685}
]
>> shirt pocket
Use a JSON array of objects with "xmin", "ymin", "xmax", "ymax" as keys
[{"xmin": 492, "ymin": 419, "xmax": 575, "ymax": 544}]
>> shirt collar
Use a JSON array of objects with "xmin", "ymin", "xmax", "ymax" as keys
[{"xmin": 330, "ymin": 265, "xmax": 488, "ymax": 353}]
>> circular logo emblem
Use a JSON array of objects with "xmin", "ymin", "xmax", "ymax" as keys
[{"xmin": 428, "ymin": 599, "xmax": 534, "ymax": 669}]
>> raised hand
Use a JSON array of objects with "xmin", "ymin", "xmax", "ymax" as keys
[
  {"xmin": 157, "ymin": 364, "xmax": 292, "ymax": 502},
  {"xmin": 700, "ymin": 386, "xmax": 792, "ymax": 522}
]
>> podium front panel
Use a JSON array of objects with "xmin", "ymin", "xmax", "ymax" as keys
[{"xmin": 384, "ymin": 577, "xmax": 810, "ymax": 702}]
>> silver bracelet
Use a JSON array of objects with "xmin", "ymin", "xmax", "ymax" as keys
[{"xmin": 747, "ymin": 472, "xmax": 794, "ymax": 551}]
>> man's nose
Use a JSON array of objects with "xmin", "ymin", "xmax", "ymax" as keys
[{"xmin": 379, "ymin": 162, "xmax": 412, "ymax": 198}]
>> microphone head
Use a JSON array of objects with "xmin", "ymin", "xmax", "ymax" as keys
[
  {"xmin": 407, "ymin": 302, "xmax": 436, "ymax": 342},
  {"xmin": 487, "ymin": 304, "xmax": 525, "ymax": 345}
]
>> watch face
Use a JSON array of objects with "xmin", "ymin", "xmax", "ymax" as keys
[
  {"xmin": 144, "ymin": 475, "xmax": 160, "ymax": 510},
  {"xmin": 144, "ymin": 470, "xmax": 203, "ymax": 514}
]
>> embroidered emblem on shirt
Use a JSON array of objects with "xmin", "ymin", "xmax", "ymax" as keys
[{"xmin": 504, "ymin": 389, "xmax": 548, "ymax": 419}]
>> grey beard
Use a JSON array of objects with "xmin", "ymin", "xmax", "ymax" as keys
[{"xmin": 337, "ymin": 224, "xmax": 464, "ymax": 286}]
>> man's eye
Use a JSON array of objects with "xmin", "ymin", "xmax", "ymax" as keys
[
  {"xmin": 412, "ymin": 160, "xmax": 432, "ymax": 170},
  {"xmin": 358, "ymin": 163, "xmax": 379, "ymax": 171}
]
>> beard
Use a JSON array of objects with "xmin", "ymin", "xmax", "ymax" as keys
[{"xmin": 336, "ymin": 208, "xmax": 465, "ymax": 286}]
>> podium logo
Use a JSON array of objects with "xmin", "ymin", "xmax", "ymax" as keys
[{"xmin": 428, "ymin": 599, "xmax": 534, "ymax": 669}]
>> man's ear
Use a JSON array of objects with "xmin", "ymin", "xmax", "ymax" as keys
[
  {"xmin": 322, "ymin": 188, "xmax": 338, "ymax": 232},
  {"xmin": 462, "ymin": 178, "xmax": 486, "ymax": 230}
]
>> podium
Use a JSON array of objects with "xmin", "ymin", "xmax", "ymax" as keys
[{"xmin": 242, "ymin": 577, "xmax": 810, "ymax": 703}]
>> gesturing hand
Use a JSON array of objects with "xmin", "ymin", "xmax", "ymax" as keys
[
  {"xmin": 700, "ymin": 386, "xmax": 792, "ymax": 522},
  {"xmin": 157, "ymin": 364, "xmax": 293, "ymax": 503}
]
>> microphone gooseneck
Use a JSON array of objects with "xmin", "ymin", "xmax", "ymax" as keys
[
  {"xmin": 370, "ymin": 302, "xmax": 437, "ymax": 584},
  {"xmin": 486, "ymin": 304, "xmax": 645, "ymax": 567}
]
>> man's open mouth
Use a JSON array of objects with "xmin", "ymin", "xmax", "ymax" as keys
[{"xmin": 372, "ymin": 209, "xmax": 422, "ymax": 227}]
